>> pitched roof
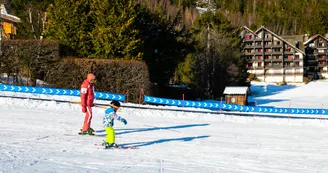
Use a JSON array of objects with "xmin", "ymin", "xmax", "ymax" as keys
[
  {"xmin": 242, "ymin": 26, "xmax": 256, "ymax": 35},
  {"xmin": 303, "ymin": 34, "xmax": 328, "ymax": 45},
  {"xmin": 223, "ymin": 86, "xmax": 249, "ymax": 95},
  {"xmin": 280, "ymin": 35, "xmax": 305, "ymax": 52},
  {"xmin": 0, "ymin": 4, "xmax": 21, "ymax": 23},
  {"xmin": 254, "ymin": 26, "xmax": 305, "ymax": 55}
]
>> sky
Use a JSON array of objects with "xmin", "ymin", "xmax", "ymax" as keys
[{"xmin": 1, "ymin": 81, "xmax": 328, "ymax": 173}]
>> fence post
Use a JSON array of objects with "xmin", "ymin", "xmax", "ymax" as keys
[
  {"xmin": 220, "ymin": 97, "xmax": 223, "ymax": 113},
  {"xmin": 182, "ymin": 93, "xmax": 185, "ymax": 111},
  {"xmin": 139, "ymin": 88, "xmax": 144, "ymax": 109},
  {"xmin": 125, "ymin": 90, "xmax": 129, "ymax": 103},
  {"xmin": 288, "ymin": 102, "xmax": 291, "ymax": 120},
  {"xmin": 254, "ymin": 101, "xmax": 257, "ymax": 116},
  {"xmin": 321, "ymin": 103, "xmax": 324, "ymax": 123}
]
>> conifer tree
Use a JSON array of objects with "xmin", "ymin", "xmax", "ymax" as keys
[
  {"xmin": 44, "ymin": 0, "xmax": 93, "ymax": 57},
  {"xmin": 90, "ymin": 0, "xmax": 141, "ymax": 59}
]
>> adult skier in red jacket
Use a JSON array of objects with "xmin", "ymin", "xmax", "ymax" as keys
[{"xmin": 79, "ymin": 73, "xmax": 96, "ymax": 135}]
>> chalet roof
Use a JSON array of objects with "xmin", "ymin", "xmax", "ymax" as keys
[
  {"xmin": 254, "ymin": 26, "xmax": 306, "ymax": 55},
  {"xmin": 303, "ymin": 34, "xmax": 328, "ymax": 45},
  {"xmin": 280, "ymin": 35, "xmax": 305, "ymax": 51},
  {"xmin": 0, "ymin": 4, "xmax": 21, "ymax": 23},
  {"xmin": 223, "ymin": 86, "xmax": 249, "ymax": 95},
  {"xmin": 242, "ymin": 26, "xmax": 256, "ymax": 35}
]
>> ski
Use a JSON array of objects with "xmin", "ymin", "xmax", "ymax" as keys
[
  {"xmin": 94, "ymin": 143, "xmax": 136, "ymax": 149},
  {"xmin": 78, "ymin": 128, "xmax": 95, "ymax": 135}
]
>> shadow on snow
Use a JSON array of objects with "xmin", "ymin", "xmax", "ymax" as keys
[
  {"xmin": 121, "ymin": 135, "xmax": 210, "ymax": 148},
  {"xmin": 95, "ymin": 123, "xmax": 209, "ymax": 136}
]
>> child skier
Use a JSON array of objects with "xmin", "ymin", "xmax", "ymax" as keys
[{"xmin": 103, "ymin": 100, "xmax": 127, "ymax": 148}]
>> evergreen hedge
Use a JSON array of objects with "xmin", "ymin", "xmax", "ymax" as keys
[{"xmin": 45, "ymin": 58, "xmax": 151, "ymax": 103}]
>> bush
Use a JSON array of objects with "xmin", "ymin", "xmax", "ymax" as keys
[
  {"xmin": 0, "ymin": 39, "xmax": 60, "ymax": 86},
  {"xmin": 45, "ymin": 58, "xmax": 151, "ymax": 103}
]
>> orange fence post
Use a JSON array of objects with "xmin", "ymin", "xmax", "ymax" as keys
[
  {"xmin": 139, "ymin": 88, "xmax": 144, "ymax": 109},
  {"xmin": 321, "ymin": 103, "xmax": 324, "ymax": 123},
  {"xmin": 288, "ymin": 102, "xmax": 291, "ymax": 120},
  {"xmin": 125, "ymin": 90, "xmax": 129, "ymax": 103},
  {"xmin": 220, "ymin": 97, "xmax": 223, "ymax": 113},
  {"xmin": 182, "ymin": 94, "xmax": 185, "ymax": 111}
]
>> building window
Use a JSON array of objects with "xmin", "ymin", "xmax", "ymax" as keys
[
  {"xmin": 257, "ymin": 56, "xmax": 263, "ymax": 60},
  {"xmin": 274, "ymin": 48, "xmax": 281, "ymax": 52},
  {"xmin": 295, "ymin": 62, "xmax": 300, "ymax": 66},
  {"xmin": 265, "ymin": 42, "xmax": 271, "ymax": 46},
  {"xmin": 295, "ymin": 55, "xmax": 300, "ymax": 59},
  {"xmin": 319, "ymin": 61, "xmax": 325, "ymax": 65},
  {"xmin": 273, "ymin": 55, "xmax": 280, "ymax": 60},
  {"xmin": 318, "ymin": 49, "xmax": 325, "ymax": 53},
  {"xmin": 245, "ymin": 34, "xmax": 253, "ymax": 40},
  {"xmin": 309, "ymin": 43, "xmax": 315, "ymax": 48},
  {"xmin": 273, "ymin": 62, "xmax": 280, "ymax": 66}
]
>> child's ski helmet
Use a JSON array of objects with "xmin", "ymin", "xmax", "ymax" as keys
[{"xmin": 110, "ymin": 100, "xmax": 121, "ymax": 108}]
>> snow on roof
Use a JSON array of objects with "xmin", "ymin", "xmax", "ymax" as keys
[
  {"xmin": 0, "ymin": 4, "xmax": 21, "ymax": 23},
  {"xmin": 223, "ymin": 86, "xmax": 249, "ymax": 95},
  {"xmin": 303, "ymin": 34, "xmax": 328, "ymax": 45}
]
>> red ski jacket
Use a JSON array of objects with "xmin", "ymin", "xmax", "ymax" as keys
[{"xmin": 80, "ymin": 73, "xmax": 95, "ymax": 107}]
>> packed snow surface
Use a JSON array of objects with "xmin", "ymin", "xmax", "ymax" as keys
[{"xmin": 1, "ymin": 81, "xmax": 328, "ymax": 172}]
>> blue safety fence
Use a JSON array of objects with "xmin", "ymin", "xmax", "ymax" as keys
[
  {"xmin": 0, "ymin": 84, "xmax": 125, "ymax": 101},
  {"xmin": 144, "ymin": 96, "xmax": 328, "ymax": 115}
]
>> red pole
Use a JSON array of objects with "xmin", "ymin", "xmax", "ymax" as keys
[
  {"xmin": 288, "ymin": 102, "xmax": 291, "ymax": 120},
  {"xmin": 253, "ymin": 101, "xmax": 257, "ymax": 118},
  {"xmin": 321, "ymin": 103, "xmax": 324, "ymax": 123},
  {"xmin": 182, "ymin": 94, "xmax": 185, "ymax": 111},
  {"xmin": 139, "ymin": 88, "xmax": 144, "ymax": 109},
  {"xmin": 220, "ymin": 97, "xmax": 223, "ymax": 113},
  {"xmin": 125, "ymin": 90, "xmax": 129, "ymax": 103}
]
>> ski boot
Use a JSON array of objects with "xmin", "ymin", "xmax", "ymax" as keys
[
  {"xmin": 78, "ymin": 128, "xmax": 95, "ymax": 135},
  {"xmin": 102, "ymin": 141, "xmax": 119, "ymax": 149}
]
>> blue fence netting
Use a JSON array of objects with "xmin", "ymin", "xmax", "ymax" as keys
[
  {"xmin": 0, "ymin": 84, "xmax": 125, "ymax": 102},
  {"xmin": 1, "ymin": 83, "xmax": 327, "ymax": 115},
  {"xmin": 143, "ymin": 95, "xmax": 328, "ymax": 115}
]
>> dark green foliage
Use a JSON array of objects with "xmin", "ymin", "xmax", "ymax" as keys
[
  {"xmin": 177, "ymin": 11, "xmax": 247, "ymax": 99},
  {"xmin": 135, "ymin": 5, "xmax": 193, "ymax": 85},
  {"xmin": 45, "ymin": 0, "xmax": 94, "ymax": 57},
  {"xmin": 89, "ymin": 0, "xmax": 141, "ymax": 59},
  {"xmin": 0, "ymin": 40, "xmax": 60, "ymax": 86},
  {"xmin": 44, "ymin": 0, "xmax": 141, "ymax": 58},
  {"xmin": 11, "ymin": 0, "xmax": 53, "ymax": 39}
]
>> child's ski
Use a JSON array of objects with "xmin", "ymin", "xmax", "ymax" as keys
[{"xmin": 94, "ymin": 143, "xmax": 136, "ymax": 149}]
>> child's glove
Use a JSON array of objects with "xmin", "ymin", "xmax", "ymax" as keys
[{"xmin": 121, "ymin": 118, "xmax": 127, "ymax": 125}]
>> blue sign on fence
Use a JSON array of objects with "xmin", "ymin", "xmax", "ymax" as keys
[
  {"xmin": 144, "ymin": 95, "xmax": 328, "ymax": 115},
  {"xmin": 0, "ymin": 84, "xmax": 125, "ymax": 101}
]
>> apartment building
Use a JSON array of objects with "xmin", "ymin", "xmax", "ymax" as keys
[
  {"xmin": 241, "ymin": 26, "xmax": 305, "ymax": 83},
  {"xmin": 303, "ymin": 35, "xmax": 328, "ymax": 79}
]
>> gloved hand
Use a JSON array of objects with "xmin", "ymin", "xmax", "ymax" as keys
[
  {"xmin": 82, "ymin": 106, "xmax": 86, "ymax": 113},
  {"xmin": 121, "ymin": 118, "xmax": 127, "ymax": 125}
]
